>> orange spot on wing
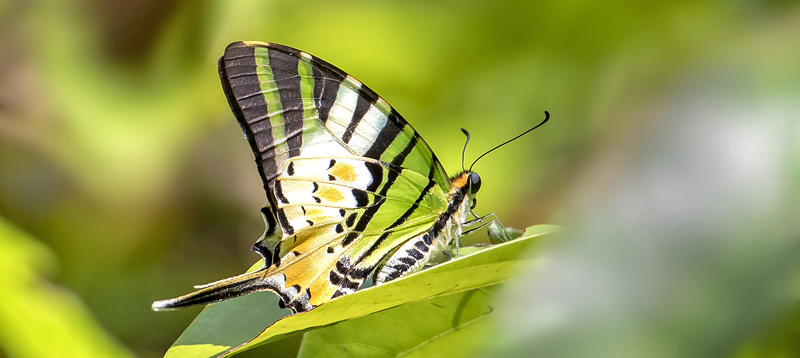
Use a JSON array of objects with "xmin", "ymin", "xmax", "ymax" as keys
[
  {"xmin": 305, "ymin": 207, "xmax": 323, "ymax": 217},
  {"xmin": 304, "ymin": 207, "xmax": 336, "ymax": 223},
  {"xmin": 330, "ymin": 163, "xmax": 357, "ymax": 182},
  {"xmin": 317, "ymin": 186, "xmax": 345, "ymax": 203}
]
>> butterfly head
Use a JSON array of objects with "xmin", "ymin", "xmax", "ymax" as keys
[
  {"xmin": 452, "ymin": 171, "xmax": 482, "ymax": 194},
  {"xmin": 466, "ymin": 172, "xmax": 481, "ymax": 195}
]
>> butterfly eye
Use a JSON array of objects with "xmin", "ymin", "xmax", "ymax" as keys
[{"xmin": 468, "ymin": 172, "xmax": 481, "ymax": 195}]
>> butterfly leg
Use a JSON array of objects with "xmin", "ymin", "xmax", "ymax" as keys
[{"xmin": 462, "ymin": 213, "xmax": 515, "ymax": 244}]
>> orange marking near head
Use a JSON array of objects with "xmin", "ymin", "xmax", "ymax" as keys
[
  {"xmin": 317, "ymin": 186, "xmax": 345, "ymax": 203},
  {"xmin": 329, "ymin": 163, "xmax": 357, "ymax": 182},
  {"xmin": 451, "ymin": 173, "xmax": 470, "ymax": 190}
]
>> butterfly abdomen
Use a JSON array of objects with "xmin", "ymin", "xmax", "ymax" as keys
[{"xmin": 376, "ymin": 231, "xmax": 439, "ymax": 283}]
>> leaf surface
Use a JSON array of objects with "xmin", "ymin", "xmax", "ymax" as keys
[{"xmin": 165, "ymin": 225, "xmax": 560, "ymax": 357}]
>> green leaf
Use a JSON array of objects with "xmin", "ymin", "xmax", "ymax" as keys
[
  {"xmin": 298, "ymin": 288, "xmax": 500, "ymax": 358},
  {"xmin": 164, "ymin": 224, "xmax": 560, "ymax": 357}
]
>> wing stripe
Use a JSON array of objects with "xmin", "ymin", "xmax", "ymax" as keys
[
  {"xmin": 364, "ymin": 161, "xmax": 383, "ymax": 192},
  {"xmin": 340, "ymin": 132, "xmax": 418, "ymax": 247},
  {"xmin": 345, "ymin": 103, "xmax": 388, "ymax": 154},
  {"xmin": 391, "ymin": 131, "xmax": 419, "ymax": 166},
  {"xmin": 341, "ymin": 84, "xmax": 372, "ymax": 144},
  {"xmin": 277, "ymin": 208, "xmax": 294, "ymax": 236},
  {"xmin": 268, "ymin": 48, "xmax": 304, "ymax": 158},
  {"xmin": 311, "ymin": 65, "xmax": 341, "ymax": 124},
  {"xmin": 352, "ymin": 162, "xmax": 435, "ymax": 266},
  {"xmin": 363, "ymin": 108, "xmax": 405, "ymax": 159}
]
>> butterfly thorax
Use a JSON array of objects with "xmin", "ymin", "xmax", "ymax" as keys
[{"xmin": 442, "ymin": 171, "xmax": 481, "ymax": 244}]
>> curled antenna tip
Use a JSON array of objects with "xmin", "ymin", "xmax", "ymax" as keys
[{"xmin": 468, "ymin": 110, "xmax": 551, "ymax": 171}]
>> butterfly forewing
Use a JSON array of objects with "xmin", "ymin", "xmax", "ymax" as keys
[{"xmin": 217, "ymin": 41, "xmax": 453, "ymax": 310}]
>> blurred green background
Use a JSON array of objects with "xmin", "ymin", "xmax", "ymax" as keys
[{"xmin": 1, "ymin": 0, "xmax": 798, "ymax": 357}]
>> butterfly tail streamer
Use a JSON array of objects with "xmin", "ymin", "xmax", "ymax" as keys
[{"xmin": 152, "ymin": 268, "xmax": 268, "ymax": 311}]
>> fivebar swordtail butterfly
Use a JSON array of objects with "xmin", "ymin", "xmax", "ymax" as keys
[{"xmin": 152, "ymin": 41, "xmax": 549, "ymax": 313}]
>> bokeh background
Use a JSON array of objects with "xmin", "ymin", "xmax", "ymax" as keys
[{"xmin": 1, "ymin": 0, "xmax": 798, "ymax": 357}]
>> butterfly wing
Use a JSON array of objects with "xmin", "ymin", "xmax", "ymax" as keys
[{"xmin": 219, "ymin": 41, "xmax": 453, "ymax": 310}]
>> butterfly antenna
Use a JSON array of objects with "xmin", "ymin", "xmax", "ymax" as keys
[
  {"xmin": 460, "ymin": 128, "xmax": 471, "ymax": 172},
  {"xmin": 469, "ymin": 111, "xmax": 550, "ymax": 171}
]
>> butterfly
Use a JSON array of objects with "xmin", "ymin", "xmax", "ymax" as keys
[{"xmin": 152, "ymin": 41, "xmax": 547, "ymax": 313}]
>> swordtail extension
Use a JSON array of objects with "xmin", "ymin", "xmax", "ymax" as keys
[{"xmin": 151, "ymin": 268, "xmax": 268, "ymax": 311}]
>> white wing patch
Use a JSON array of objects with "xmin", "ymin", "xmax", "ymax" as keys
[
  {"xmin": 276, "ymin": 180, "xmax": 375, "ymax": 208},
  {"xmin": 346, "ymin": 104, "xmax": 388, "ymax": 153},
  {"xmin": 272, "ymin": 156, "xmax": 383, "ymax": 240},
  {"xmin": 278, "ymin": 204, "xmax": 343, "ymax": 233},
  {"xmin": 280, "ymin": 157, "xmax": 378, "ymax": 188},
  {"xmin": 325, "ymin": 83, "xmax": 359, "ymax": 139}
]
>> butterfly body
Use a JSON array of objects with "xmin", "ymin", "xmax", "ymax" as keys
[
  {"xmin": 153, "ymin": 41, "xmax": 507, "ymax": 313},
  {"xmin": 375, "ymin": 171, "xmax": 475, "ymax": 284}
]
